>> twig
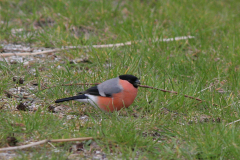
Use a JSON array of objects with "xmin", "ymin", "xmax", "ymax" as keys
[
  {"xmin": 139, "ymin": 85, "xmax": 178, "ymax": 94},
  {"xmin": 225, "ymin": 119, "xmax": 240, "ymax": 126},
  {"xmin": 0, "ymin": 36, "xmax": 195, "ymax": 57},
  {"xmin": 152, "ymin": 36, "xmax": 195, "ymax": 42},
  {"xmin": 0, "ymin": 49, "xmax": 62, "ymax": 57},
  {"xmin": 139, "ymin": 85, "xmax": 203, "ymax": 103},
  {"xmin": 197, "ymin": 84, "xmax": 214, "ymax": 93},
  {"xmin": 0, "ymin": 137, "xmax": 93, "ymax": 152},
  {"xmin": 3, "ymin": 49, "xmax": 34, "ymax": 52},
  {"xmin": 47, "ymin": 142, "xmax": 57, "ymax": 149},
  {"xmin": 0, "ymin": 140, "xmax": 48, "ymax": 151},
  {"xmin": 50, "ymin": 137, "xmax": 93, "ymax": 142}
]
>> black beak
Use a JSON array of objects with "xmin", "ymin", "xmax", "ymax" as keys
[{"xmin": 134, "ymin": 79, "xmax": 141, "ymax": 87}]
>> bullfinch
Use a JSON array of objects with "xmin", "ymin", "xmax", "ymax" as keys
[{"xmin": 55, "ymin": 75, "xmax": 140, "ymax": 112}]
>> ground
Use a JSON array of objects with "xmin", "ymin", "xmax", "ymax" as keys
[{"xmin": 0, "ymin": 0, "xmax": 240, "ymax": 159}]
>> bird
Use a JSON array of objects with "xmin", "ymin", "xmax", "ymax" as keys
[{"xmin": 55, "ymin": 74, "xmax": 140, "ymax": 112}]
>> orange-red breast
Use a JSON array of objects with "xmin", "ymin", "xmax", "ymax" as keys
[{"xmin": 55, "ymin": 75, "xmax": 140, "ymax": 112}]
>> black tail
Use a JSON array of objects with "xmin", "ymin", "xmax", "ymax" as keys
[{"xmin": 55, "ymin": 94, "xmax": 87, "ymax": 103}]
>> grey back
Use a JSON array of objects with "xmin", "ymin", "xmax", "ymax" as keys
[{"xmin": 97, "ymin": 77, "xmax": 123, "ymax": 97}]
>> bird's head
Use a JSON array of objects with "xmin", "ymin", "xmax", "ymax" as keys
[{"xmin": 119, "ymin": 74, "xmax": 140, "ymax": 88}]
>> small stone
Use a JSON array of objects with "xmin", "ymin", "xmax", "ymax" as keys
[
  {"xmin": 7, "ymin": 136, "xmax": 18, "ymax": 146},
  {"xmin": 13, "ymin": 76, "xmax": 24, "ymax": 84},
  {"xmin": 5, "ymin": 92, "xmax": 12, "ymax": 98},
  {"xmin": 16, "ymin": 103, "xmax": 28, "ymax": 111},
  {"xmin": 48, "ymin": 106, "xmax": 55, "ymax": 113},
  {"xmin": 31, "ymin": 81, "xmax": 38, "ymax": 86}
]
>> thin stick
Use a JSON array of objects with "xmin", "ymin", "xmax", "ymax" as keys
[
  {"xmin": 0, "ymin": 140, "xmax": 48, "ymax": 151},
  {"xmin": 0, "ymin": 36, "xmax": 195, "ymax": 57},
  {"xmin": 0, "ymin": 49, "xmax": 62, "ymax": 57},
  {"xmin": 139, "ymin": 85, "xmax": 178, "ymax": 94},
  {"xmin": 0, "ymin": 137, "xmax": 93, "ymax": 152},
  {"xmin": 3, "ymin": 49, "xmax": 34, "ymax": 52},
  {"xmin": 197, "ymin": 84, "xmax": 214, "ymax": 93},
  {"xmin": 139, "ymin": 85, "xmax": 203, "ymax": 102},
  {"xmin": 50, "ymin": 137, "xmax": 93, "ymax": 142},
  {"xmin": 225, "ymin": 119, "xmax": 240, "ymax": 126}
]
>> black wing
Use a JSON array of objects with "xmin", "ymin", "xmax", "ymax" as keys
[
  {"xmin": 78, "ymin": 85, "xmax": 112, "ymax": 97},
  {"xmin": 78, "ymin": 86, "xmax": 101, "ymax": 96}
]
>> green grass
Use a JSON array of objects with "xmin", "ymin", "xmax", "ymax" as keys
[{"xmin": 0, "ymin": 0, "xmax": 240, "ymax": 159}]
